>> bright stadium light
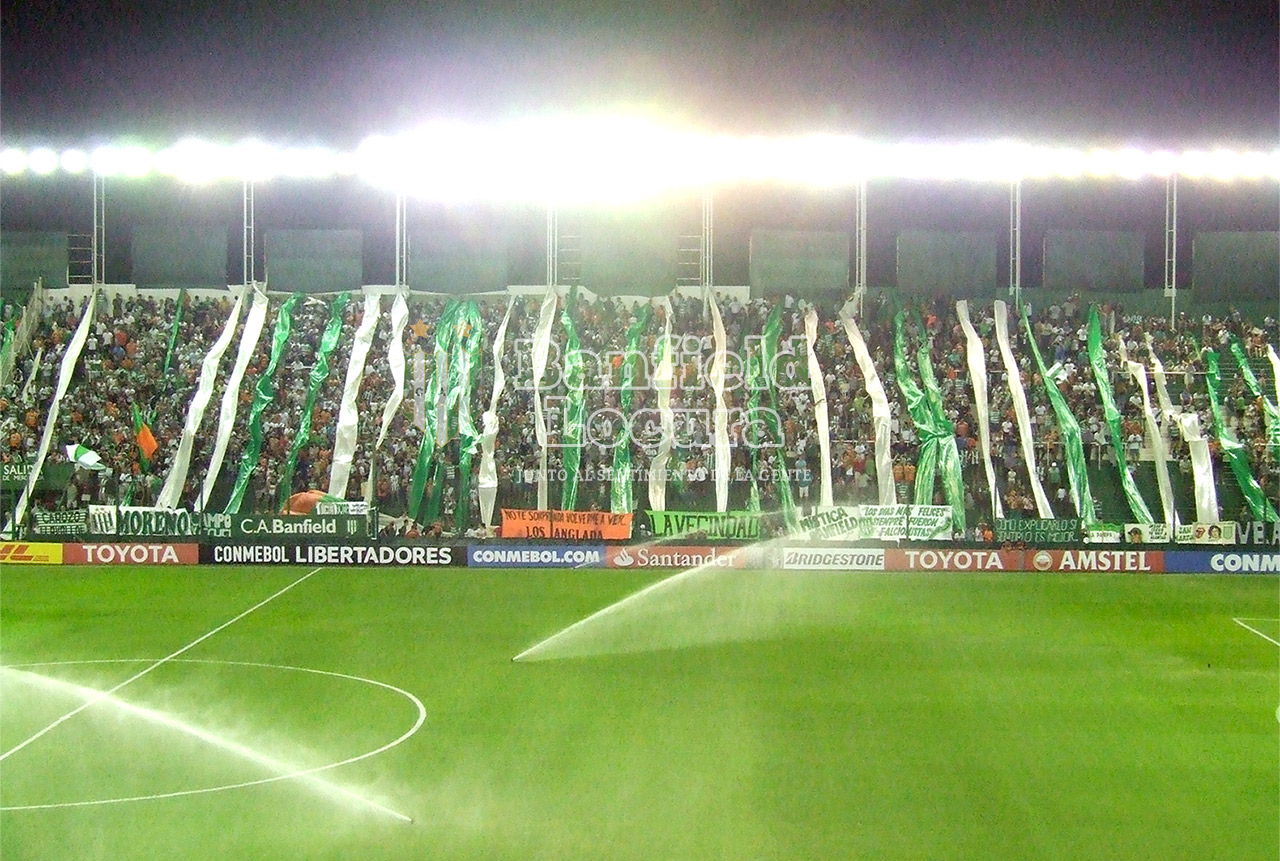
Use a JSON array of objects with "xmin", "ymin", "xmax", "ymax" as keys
[
  {"xmin": 27, "ymin": 148, "xmax": 58, "ymax": 175},
  {"xmin": 61, "ymin": 148, "xmax": 90, "ymax": 174},
  {"xmin": 155, "ymin": 138, "xmax": 229, "ymax": 183},
  {"xmin": 1, "ymin": 148, "xmax": 27, "ymax": 175}
]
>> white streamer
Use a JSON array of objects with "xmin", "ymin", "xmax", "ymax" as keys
[
  {"xmin": 478, "ymin": 298, "xmax": 515, "ymax": 529},
  {"xmin": 199, "ymin": 289, "xmax": 269, "ymax": 511},
  {"xmin": 327, "ymin": 292, "xmax": 380, "ymax": 498},
  {"xmin": 157, "ymin": 291, "xmax": 244, "ymax": 508},
  {"xmin": 838, "ymin": 310, "xmax": 895, "ymax": 506},
  {"xmin": 12, "ymin": 292, "xmax": 97, "ymax": 529},
  {"xmin": 803, "ymin": 308, "xmax": 834, "ymax": 509},
  {"xmin": 993, "ymin": 300, "xmax": 1054, "ymax": 518},
  {"xmin": 374, "ymin": 293, "xmax": 410, "ymax": 451},
  {"xmin": 1147, "ymin": 336, "xmax": 1218, "ymax": 522},
  {"xmin": 530, "ymin": 289, "xmax": 558, "ymax": 511},
  {"xmin": 956, "ymin": 301, "xmax": 1003, "ymax": 520},
  {"xmin": 1118, "ymin": 340, "xmax": 1177, "ymax": 529},
  {"xmin": 1268, "ymin": 344, "xmax": 1280, "ymax": 408},
  {"xmin": 708, "ymin": 292, "xmax": 730, "ymax": 513},
  {"xmin": 648, "ymin": 297, "xmax": 675, "ymax": 512}
]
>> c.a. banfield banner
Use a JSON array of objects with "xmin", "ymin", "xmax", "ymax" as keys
[{"xmin": 501, "ymin": 509, "xmax": 633, "ymax": 540}]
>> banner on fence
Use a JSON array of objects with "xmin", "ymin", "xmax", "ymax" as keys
[
  {"xmin": 646, "ymin": 510, "xmax": 762, "ymax": 540},
  {"xmin": 64, "ymin": 543, "xmax": 199, "ymax": 564},
  {"xmin": 1175, "ymin": 522, "xmax": 1238, "ymax": 545},
  {"xmin": 994, "ymin": 517, "xmax": 1083, "ymax": 544},
  {"xmin": 1164, "ymin": 550, "xmax": 1280, "ymax": 574},
  {"xmin": 230, "ymin": 514, "xmax": 367, "ymax": 539},
  {"xmin": 501, "ymin": 509, "xmax": 633, "ymax": 540},
  {"xmin": 315, "ymin": 500, "xmax": 369, "ymax": 516},
  {"xmin": 606, "ymin": 545, "xmax": 749, "ymax": 569},
  {"xmin": 1024, "ymin": 548, "xmax": 1163, "ymax": 573},
  {"xmin": 468, "ymin": 544, "xmax": 606, "ymax": 567},
  {"xmin": 202, "ymin": 543, "xmax": 461, "ymax": 566},
  {"xmin": 0, "ymin": 542, "xmax": 62, "ymax": 564},
  {"xmin": 31, "ymin": 509, "xmax": 88, "ymax": 536},
  {"xmin": 1123, "ymin": 523, "xmax": 1172, "ymax": 543}
]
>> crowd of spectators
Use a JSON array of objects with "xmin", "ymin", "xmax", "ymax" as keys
[{"xmin": 2, "ymin": 285, "xmax": 1276, "ymax": 533}]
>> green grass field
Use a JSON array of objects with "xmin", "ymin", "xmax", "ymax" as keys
[{"xmin": 1, "ymin": 564, "xmax": 1277, "ymax": 860}]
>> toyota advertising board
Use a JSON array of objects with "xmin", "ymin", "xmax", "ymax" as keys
[{"xmin": 885, "ymin": 548, "xmax": 1024, "ymax": 572}]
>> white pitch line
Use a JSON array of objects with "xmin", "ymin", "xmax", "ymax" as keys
[
  {"xmin": 1232, "ymin": 617, "xmax": 1280, "ymax": 647},
  {"xmin": 0, "ymin": 567, "xmax": 322, "ymax": 764}
]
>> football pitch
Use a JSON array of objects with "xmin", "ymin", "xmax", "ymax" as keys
[{"xmin": 1, "ymin": 563, "xmax": 1276, "ymax": 859}]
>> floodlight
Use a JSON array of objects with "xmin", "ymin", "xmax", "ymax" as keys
[
  {"xmin": 60, "ymin": 149, "xmax": 89, "ymax": 174},
  {"xmin": 27, "ymin": 148, "xmax": 58, "ymax": 175},
  {"xmin": 1, "ymin": 148, "xmax": 26, "ymax": 175},
  {"xmin": 230, "ymin": 140, "xmax": 278, "ymax": 182},
  {"xmin": 1147, "ymin": 150, "xmax": 1179, "ymax": 178},
  {"xmin": 1177, "ymin": 150, "xmax": 1211, "ymax": 179},
  {"xmin": 155, "ymin": 139, "xmax": 226, "ymax": 183}
]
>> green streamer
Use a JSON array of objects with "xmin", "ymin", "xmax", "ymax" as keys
[
  {"xmin": 1020, "ymin": 305, "xmax": 1097, "ymax": 526},
  {"xmin": 1087, "ymin": 306, "xmax": 1154, "ymax": 523},
  {"xmin": 1228, "ymin": 335, "xmax": 1280, "ymax": 461},
  {"xmin": 761, "ymin": 307, "xmax": 798, "ymax": 529},
  {"xmin": 891, "ymin": 311, "xmax": 965, "ymax": 532},
  {"xmin": 277, "ymin": 293, "xmax": 350, "ymax": 508},
  {"xmin": 407, "ymin": 302, "xmax": 460, "ymax": 520},
  {"xmin": 1203, "ymin": 349, "xmax": 1279, "ymax": 521},
  {"xmin": 452, "ymin": 302, "xmax": 484, "ymax": 532},
  {"xmin": 743, "ymin": 340, "xmax": 766, "ymax": 513},
  {"xmin": 224, "ymin": 293, "xmax": 301, "ymax": 514},
  {"xmin": 161, "ymin": 288, "xmax": 186, "ymax": 378},
  {"xmin": 610, "ymin": 305, "xmax": 652, "ymax": 513},
  {"xmin": 560, "ymin": 289, "xmax": 586, "ymax": 510}
]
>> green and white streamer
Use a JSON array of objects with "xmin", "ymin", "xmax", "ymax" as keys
[
  {"xmin": 891, "ymin": 311, "xmax": 964, "ymax": 533},
  {"xmin": 160, "ymin": 288, "xmax": 186, "ymax": 378},
  {"xmin": 956, "ymin": 301, "xmax": 1002, "ymax": 519},
  {"xmin": 1268, "ymin": 344, "xmax": 1280, "ymax": 407},
  {"xmin": 610, "ymin": 305, "xmax": 651, "ymax": 513},
  {"xmin": 1087, "ymin": 306, "xmax": 1154, "ymax": 524},
  {"xmin": 708, "ymin": 292, "xmax": 731, "ymax": 513},
  {"xmin": 762, "ymin": 307, "xmax": 798, "ymax": 528},
  {"xmin": 450, "ymin": 302, "xmax": 484, "ymax": 531},
  {"xmin": 224, "ymin": 293, "xmax": 300, "ymax": 514},
  {"xmin": 838, "ymin": 309, "xmax": 894, "ymax": 505},
  {"xmin": 743, "ymin": 339, "xmax": 767, "ymax": 512},
  {"xmin": 11, "ymin": 291, "xmax": 97, "ymax": 531},
  {"xmin": 993, "ymin": 300, "xmax": 1054, "ymax": 517},
  {"xmin": 1228, "ymin": 335, "xmax": 1280, "ymax": 460},
  {"xmin": 559, "ymin": 291, "xmax": 587, "ymax": 511},
  {"xmin": 327, "ymin": 292, "xmax": 380, "ymax": 499},
  {"xmin": 647, "ymin": 297, "xmax": 676, "ymax": 511},
  {"xmin": 531, "ymin": 289, "xmax": 558, "ymax": 510},
  {"xmin": 407, "ymin": 301, "xmax": 459, "ymax": 520},
  {"xmin": 1117, "ymin": 338, "xmax": 1177, "ymax": 528},
  {"xmin": 201, "ymin": 288, "xmax": 269, "ymax": 509},
  {"xmin": 803, "ymin": 307, "xmax": 834, "ymax": 509},
  {"xmin": 374, "ymin": 292, "xmax": 409, "ymax": 451},
  {"xmin": 1020, "ymin": 305, "xmax": 1096, "ymax": 526},
  {"xmin": 278, "ymin": 293, "xmax": 350, "ymax": 507},
  {"xmin": 157, "ymin": 291, "xmax": 243, "ymax": 508},
  {"xmin": 1202, "ymin": 349, "xmax": 1278, "ymax": 522},
  {"xmin": 1146, "ymin": 335, "xmax": 1218, "ymax": 522},
  {"xmin": 478, "ymin": 298, "xmax": 515, "ymax": 529}
]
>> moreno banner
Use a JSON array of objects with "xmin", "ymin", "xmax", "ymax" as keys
[
  {"xmin": 1175, "ymin": 522, "xmax": 1237, "ymax": 544},
  {"xmin": 202, "ymin": 543, "xmax": 461, "ymax": 566},
  {"xmin": 88, "ymin": 505, "xmax": 231, "ymax": 538},
  {"xmin": 468, "ymin": 544, "xmax": 606, "ymax": 568},
  {"xmin": 0, "ymin": 542, "xmax": 62, "ymax": 564},
  {"xmin": 64, "ymin": 543, "xmax": 199, "ymax": 564},
  {"xmin": 647, "ymin": 510, "xmax": 763, "ymax": 540},
  {"xmin": 501, "ymin": 509, "xmax": 633, "ymax": 540},
  {"xmin": 994, "ymin": 518, "xmax": 1083, "ymax": 544}
]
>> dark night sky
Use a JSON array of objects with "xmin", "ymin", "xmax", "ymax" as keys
[
  {"xmin": 2, "ymin": 1, "xmax": 1277, "ymax": 288},
  {"xmin": 3, "ymin": 0, "xmax": 1278, "ymax": 145}
]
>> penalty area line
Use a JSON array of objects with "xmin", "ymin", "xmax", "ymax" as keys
[
  {"xmin": 1232, "ymin": 617, "xmax": 1280, "ymax": 647},
  {"xmin": 0, "ymin": 567, "xmax": 324, "ymax": 765}
]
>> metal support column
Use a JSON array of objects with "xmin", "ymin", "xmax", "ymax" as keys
[
  {"xmin": 700, "ymin": 185, "xmax": 714, "ymax": 290},
  {"xmin": 91, "ymin": 173, "xmax": 106, "ymax": 285},
  {"xmin": 242, "ymin": 181, "xmax": 256, "ymax": 287},
  {"xmin": 546, "ymin": 203, "xmax": 559, "ymax": 288},
  {"xmin": 1163, "ymin": 174, "xmax": 1178, "ymax": 328},
  {"xmin": 394, "ymin": 193, "xmax": 409, "ymax": 288},
  {"xmin": 853, "ymin": 179, "xmax": 867, "ymax": 314},
  {"xmin": 1008, "ymin": 180, "xmax": 1022, "ymax": 308}
]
